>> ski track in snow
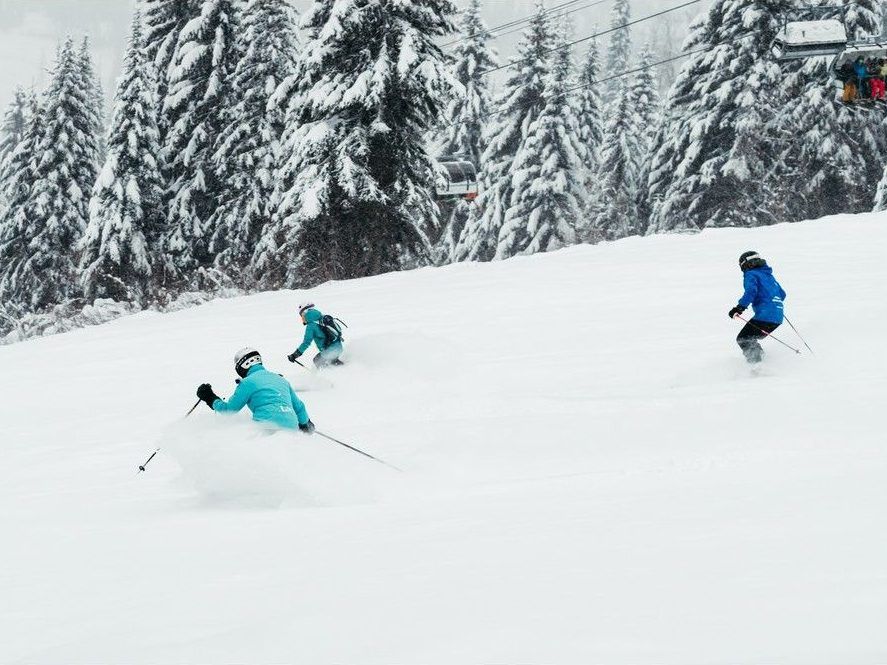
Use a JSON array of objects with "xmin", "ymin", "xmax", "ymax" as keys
[{"xmin": 1, "ymin": 213, "xmax": 886, "ymax": 663}]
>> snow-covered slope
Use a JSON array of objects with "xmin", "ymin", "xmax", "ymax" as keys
[{"xmin": 2, "ymin": 214, "xmax": 885, "ymax": 663}]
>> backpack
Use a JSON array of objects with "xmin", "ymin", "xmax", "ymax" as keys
[{"xmin": 318, "ymin": 314, "xmax": 347, "ymax": 347}]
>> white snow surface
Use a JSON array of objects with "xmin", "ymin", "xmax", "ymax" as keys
[{"xmin": 2, "ymin": 213, "xmax": 886, "ymax": 663}]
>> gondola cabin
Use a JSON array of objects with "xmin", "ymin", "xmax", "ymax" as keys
[
  {"xmin": 436, "ymin": 160, "xmax": 478, "ymax": 201},
  {"xmin": 771, "ymin": 19, "xmax": 848, "ymax": 61}
]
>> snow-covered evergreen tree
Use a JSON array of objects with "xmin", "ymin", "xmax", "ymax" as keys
[
  {"xmin": 210, "ymin": 0, "xmax": 298, "ymax": 284},
  {"xmin": 438, "ymin": 0, "xmax": 497, "ymax": 166},
  {"xmin": 0, "ymin": 92, "xmax": 43, "ymax": 318},
  {"xmin": 631, "ymin": 44, "xmax": 661, "ymax": 156},
  {"xmin": 588, "ymin": 79, "xmax": 641, "ymax": 241},
  {"xmin": 0, "ymin": 87, "xmax": 28, "ymax": 197},
  {"xmin": 497, "ymin": 27, "xmax": 584, "ymax": 257},
  {"xmin": 574, "ymin": 37, "xmax": 604, "ymax": 183},
  {"xmin": 435, "ymin": 0, "xmax": 497, "ymax": 263},
  {"xmin": 647, "ymin": 0, "xmax": 793, "ymax": 233},
  {"xmin": 76, "ymin": 38, "xmax": 106, "ymax": 199},
  {"xmin": 2, "ymin": 38, "xmax": 100, "ymax": 313},
  {"xmin": 274, "ymin": 0, "xmax": 457, "ymax": 286},
  {"xmin": 144, "ymin": 0, "xmax": 196, "ymax": 136},
  {"xmin": 774, "ymin": 53, "xmax": 865, "ymax": 220},
  {"xmin": 845, "ymin": 0, "xmax": 882, "ymax": 38},
  {"xmin": 631, "ymin": 44, "xmax": 661, "ymax": 233},
  {"xmin": 80, "ymin": 11, "xmax": 167, "ymax": 306},
  {"xmin": 163, "ymin": 0, "xmax": 241, "ymax": 283},
  {"xmin": 454, "ymin": 1, "xmax": 551, "ymax": 262},
  {"xmin": 606, "ymin": 0, "xmax": 631, "ymax": 82}
]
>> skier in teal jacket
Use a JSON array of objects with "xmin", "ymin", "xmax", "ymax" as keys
[
  {"xmin": 288, "ymin": 302, "xmax": 345, "ymax": 368},
  {"xmin": 197, "ymin": 348, "xmax": 315, "ymax": 432}
]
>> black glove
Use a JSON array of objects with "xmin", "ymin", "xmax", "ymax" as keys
[
  {"xmin": 197, "ymin": 383, "xmax": 221, "ymax": 409},
  {"xmin": 287, "ymin": 350, "xmax": 302, "ymax": 363},
  {"xmin": 299, "ymin": 419, "xmax": 316, "ymax": 434},
  {"xmin": 728, "ymin": 305, "xmax": 746, "ymax": 320}
]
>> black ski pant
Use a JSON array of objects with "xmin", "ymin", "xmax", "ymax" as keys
[{"xmin": 736, "ymin": 319, "xmax": 781, "ymax": 364}]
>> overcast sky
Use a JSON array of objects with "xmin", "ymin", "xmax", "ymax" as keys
[{"xmin": 0, "ymin": 0, "xmax": 702, "ymax": 113}]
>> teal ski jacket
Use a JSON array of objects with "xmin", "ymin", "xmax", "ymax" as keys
[
  {"xmin": 296, "ymin": 308, "xmax": 341, "ymax": 354},
  {"xmin": 212, "ymin": 364, "xmax": 309, "ymax": 429}
]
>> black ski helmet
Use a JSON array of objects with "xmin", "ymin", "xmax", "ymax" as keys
[
  {"xmin": 234, "ymin": 347, "xmax": 262, "ymax": 378},
  {"xmin": 738, "ymin": 251, "xmax": 766, "ymax": 272}
]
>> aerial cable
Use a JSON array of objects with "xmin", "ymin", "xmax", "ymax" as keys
[
  {"xmin": 477, "ymin": 0, "xmax": 616, "ymax": 45},
  {"xmin": 441, "ymin": 0, "xmax": 606, "ymax": 49},
  {"xmin": 481, "ymin": 0, "xmax": 703, "ymax": 77},
  {"xmin": 438, "ymin": 30, "xmax": 758, "ymax": 132}
]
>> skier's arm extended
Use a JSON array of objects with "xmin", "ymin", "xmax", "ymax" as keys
[
  {"xmin": 738, "ymin": 272, "xmax": 758, "ymax": 308},
  {"xmin": 296, "ymin": 323, "xmax": 317, "ymax": 355},
  {"xmin": 213, "ymin": 380, "xmax": 253, "ymax": 413},
  {"xmin": 289, "ymin": 385, "xmax": 310, "ymax": 425}
]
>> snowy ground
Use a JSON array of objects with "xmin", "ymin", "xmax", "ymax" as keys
[{"xmin": 2, "ymin": 213, "xmax": 886, "ymax": 663}]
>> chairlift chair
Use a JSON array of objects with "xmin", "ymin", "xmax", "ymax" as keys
[{"xmin": 436, "ymin": 160, "xmax": 479, "ymax": 201}]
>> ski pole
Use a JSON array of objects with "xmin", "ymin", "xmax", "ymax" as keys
[
  {"xmin": 734, "ymin": 314, "xmax": 801, "ymax": 354},
  {"xmin": 138, "ymin": 449, "xmax": 160, "ymax": 473},
  {"xmin": 784, "ymin": 315, "xmax": 815, "ymax": 356},
  {"xmin": 313, "ymin": 429, "xmax": 403, "ymax": 472},
  {"xmin": 137, "ymin": 399, "xmax": 201, "ymax": 474}
]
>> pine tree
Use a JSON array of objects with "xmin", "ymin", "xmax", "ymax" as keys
[
  {"xmin": 631, "ymin": 44, "xmax": 662, "ymax": 233},
  {"xmin": 0, "ymin": 93, "xmax": 43, "ymax": 318},
  {"xmin": 606, "ymin": 0, "xmax": 631, "ymax": 82},
  {"xmin": 646, "ymin": 0, "xmax": 793, "ymax": 233},
  {"xmin": 76, "ymin": 38, "xmax": 106, "ymax": 200},
  {"xmin": 497, "ymin": 27, "xmax": 585, "ymax": 257},
  {"xmin": 211, "ymin": 0, "xmax": 298, "ymax": 284},
  {"xmin": 2, "ymin": 38, "xmax": 100, "ymax": 313},
  {"xmin": 438, "ymin": 0, "xmax": 497, "ymax": 166},
  {"xmin": 774, "ymin": 54, "xmax": 865, "ymax": 220},
  {"xmin": 435, "ymin": 0, "xmax": 497, "ymax": 264},
  {"xmin": 144, "ymin": 0, "xmax": 196, "ymax": 135},
  {"xmin": 454, "ymin": 1, "xmax": 551, "ymax": 262},
  {"xmin": 0, "ymin": 87, "xmax": 28, "ymax": 196},
  {"xmin": 163, "ymin": 0, "xmax": 241, "ymax": 284},
  {"xmin": 588, "ymin": 80, "xmax": 641, "ymax": 241},
  {"xmin": 80, "ymin": 11, "xmax": 167, "ymax": 306},
  {"xmin": 275, "ymin": 0, "xmax": 457, "ymax": 286},
  {"xmin": 574, "ymin": 37, "xmax": 604, "ymax": 183},
  {"xmin": 845, "ymin": 0, "xmax": 882, "ymax": 38}
]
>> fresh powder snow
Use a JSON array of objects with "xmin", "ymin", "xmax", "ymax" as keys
[{"xmin": 1, "ymin": 213, "xmax": 885, "ymax": 663}]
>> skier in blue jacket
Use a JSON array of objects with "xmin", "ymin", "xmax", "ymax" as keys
[
  {"xmin": 287, "ymin": 302, "xmax": 345, "ymax": 368},
  {"xmin": 197, "ymin": 348, "xmax": 315, "ymax": 432},
  {"xmin": 728, "ymin": 251, "xmax": 787, "ymax": 364}
]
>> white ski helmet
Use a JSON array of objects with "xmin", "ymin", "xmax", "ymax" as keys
[
  {"xmin": 298, "ymin": 302, "xmax": 315, "ymax": 316},
  {"xmin": 234, "ymin": 347, "xmax": 262, "ymax": 378}
]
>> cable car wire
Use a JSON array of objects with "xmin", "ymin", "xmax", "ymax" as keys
[
  {"xmin": 473, "ymin": 0, "xmax": 616, "ymax": 45},
  {"xmin": 480, "ymin": 0, "xmax": 703, "ymax": 77},
  {"xmin": 440, "ymin": 0, "xmax": 607, "ymax": 49},
  {"xmin": 439, "ymin": 30, "xmax": 758, "ymax": 132}
]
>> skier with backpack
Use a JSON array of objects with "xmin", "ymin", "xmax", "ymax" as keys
[
  {"xmin": 288, "ymin": 302, "xmax": 346, "ymax": 368},
  {"xmin": 196, "ymin": 347, "xmax": 316, "ymax": 432},
  {"xmin": 728, "ymin": 251, "xmax": 787, "ymax": 364}
]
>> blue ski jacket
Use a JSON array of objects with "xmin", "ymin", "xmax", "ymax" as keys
[
  {"xmin": 296, "ymin": 308, "xmax": 342, "ymax": 355},
  {"xmin": 212, "ymin": 364, "xmax": 309, "ymax": 430},
  {"xmin": 738, "ymin": 266, "xmax": 786, "ymax": 324}
]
